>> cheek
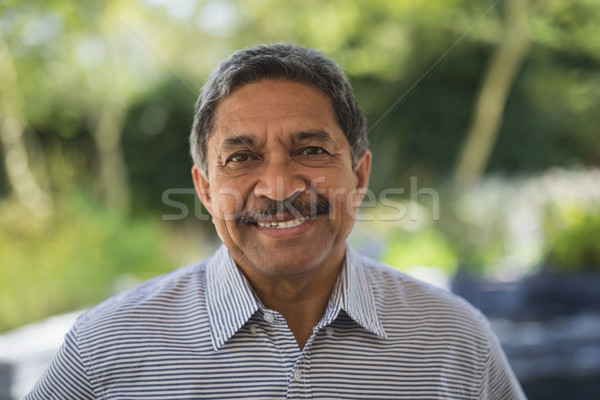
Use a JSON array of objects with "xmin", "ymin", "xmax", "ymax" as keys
[
  {"xmin": 325, "ymin": 187, "xmax": 360, "ymax": 223},
  {"xmin": 337, "ymin": 192, "xmax": 360, "ymax": 221},
  {"xmin": 310, "ymin": 169, "xmax": 352, "ymax": 192},
  {"xmin": 210, "ymin": 184, "xmax": 248, "ymax": 221},
  {"xmin": 350, "ymin": 186, "xmax": 368, "ymax": 215}
]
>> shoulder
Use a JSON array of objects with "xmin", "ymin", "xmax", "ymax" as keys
[
  {"xmin": 353, "ymin": 253, "xmax": 525, "ymax": 397},
  {"xmin": 74, "ymin": 259, "xmax": 210, "ymax": 334},
  {"xmin": 360, "ymin": 254, "xmax": 490, "ymax": 334}
]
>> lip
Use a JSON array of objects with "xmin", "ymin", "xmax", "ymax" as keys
[{"xmin": 253, "ymin": 215, "xmax": 316, "ymax": 239}]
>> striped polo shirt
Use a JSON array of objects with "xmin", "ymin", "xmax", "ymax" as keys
[{"xmin": 26, "ymin": 244, "xmax": 526, "ymax": 399}]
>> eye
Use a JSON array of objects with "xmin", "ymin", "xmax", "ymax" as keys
[
  {"xmin": 226, "ymin": 152, "xmax": 252, "ymax": 164},
  {"xmin": 300, "ymin": 146, "xmax": 327, "ymax": 156}
]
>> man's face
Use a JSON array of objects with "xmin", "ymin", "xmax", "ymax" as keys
[{"xmin": 192, "ymin": 79, "xmax": 371, "ymax": 278}]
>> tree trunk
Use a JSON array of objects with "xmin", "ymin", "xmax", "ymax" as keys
[
  {"xmin": 0, "ymin": 32, "xmax": 53, "ymax": 217},
  {"xmin": 453, "ymin": 0, "xmax": 530, "ymax": 190}
]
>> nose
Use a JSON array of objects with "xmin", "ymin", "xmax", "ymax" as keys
[{"xmin": 253, "ymin": 158, "xmax": 306, "ymax": 201}]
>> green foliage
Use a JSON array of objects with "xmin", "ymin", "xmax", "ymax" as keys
[
  {"xmin": 0, "ymin": 191, "xmax": 174, "ymax": 333},
  {"xmin": 437, "ymin": 169, "xmax": 600, "ymax": 277},
  {"xmin": 2, "ymin": 0, "xmax": 600, "ymax": 200},
  {"xmin": 383, "ymin": 228, "xmax": 458, "ymax": 275},
  {"xmin": 543, "ymin": 203, "xmax": 600, "ymax": 273},
  {"xmin": 122, "ymin": 75, "xmax": 197, "ymax": 214}
]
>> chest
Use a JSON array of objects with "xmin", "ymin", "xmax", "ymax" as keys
[{"xmin": 87, "ymin": 318, "xmax": 482, "ymax": 400}]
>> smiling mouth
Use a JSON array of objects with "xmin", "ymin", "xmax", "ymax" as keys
[
  {"xmin": 236, "ymin": 196, "xmax": 330, "ymax": 227},
  {"xmin": 256, "ymin": 215, "xmax": 310, "ymax": 229}
]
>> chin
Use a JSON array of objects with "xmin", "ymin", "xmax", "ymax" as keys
[{"xmin": 251, "ymin": 250, "xmax": 319, "ymax": 275}]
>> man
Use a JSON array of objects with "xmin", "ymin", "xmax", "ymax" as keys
[{"xmin": 27, "ymin": 44, "xmax": 526, "ymax": 399}]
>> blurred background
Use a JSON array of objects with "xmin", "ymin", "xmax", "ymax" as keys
[{"xmin": 1, "ymin": 0, "xmax": 599, "ymax": 399}]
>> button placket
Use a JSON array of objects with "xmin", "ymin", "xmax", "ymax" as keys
[
  {"xmin": 292, "ymin": 368, "xmax": 303, "ymax": 382},
  {"xmin": 264, "ymin": 312, "xmax": 275, "ymax": 324},
  {"xmin": 287, "ymin": 351, "xmax": 312, "ymax": 399},
  {"xmin": 261, "ymin": 309, "xmax": 299, "ymax": 385}
]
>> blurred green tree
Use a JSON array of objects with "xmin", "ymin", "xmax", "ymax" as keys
[{"xmin": 2, "ymin": 0, "xmax": 600, "ymax": 206}]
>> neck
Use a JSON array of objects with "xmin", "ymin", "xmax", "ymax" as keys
[{"xmin": 238, "ymin": 250, "xmax": 345, "ymax": 350}]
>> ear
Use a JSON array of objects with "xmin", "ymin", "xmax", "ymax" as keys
[
  {"xmin": 353, "ymin": 150, "xmax": 372, "ymax": 203},
  {"xmin": 192, "ymin": 165, "xmax": 214, "ymax": 216}
]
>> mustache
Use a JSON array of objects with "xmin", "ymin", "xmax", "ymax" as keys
[{"xmin": 236, "ymin": 195, "xmax": 331, "ymax": 224}]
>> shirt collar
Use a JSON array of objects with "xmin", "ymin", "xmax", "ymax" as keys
[
  {"xmin": 205, "ymin": 244, "xmax": 387, "ymax": 351},
  {"xmin": 324, "ymin": 245, "xmax": 388, "ymax": 339},
  {"xmin": 205, "ymin": 245, "xmax": 260, "ymax": 351}
]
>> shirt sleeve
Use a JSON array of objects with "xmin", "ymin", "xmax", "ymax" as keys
[
  {"xmin": 479, "ymin": 328, "xmax": 528, "ymax": 400},
  {"xmin": 24, "ymin": 325, "xmax": 96, "ymax": 400}
]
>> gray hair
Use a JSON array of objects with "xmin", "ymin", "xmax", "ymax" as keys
[{"xmin": 189, "ymin": 43, "xmax": 368, "ymax": 176}]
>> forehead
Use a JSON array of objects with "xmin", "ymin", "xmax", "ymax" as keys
[{"xmin": 209, "ymin": 79, "xmax": 346, "ymax": 146}]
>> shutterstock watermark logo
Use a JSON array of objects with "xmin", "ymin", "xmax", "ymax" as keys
[{"xmin": 161, "ymin": 176, "xmax": 439, "ymax": 222}]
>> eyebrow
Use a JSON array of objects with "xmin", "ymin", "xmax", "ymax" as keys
[
  {"xmin": 220, "ymin": 134, "xmax": 256, "ymax": 152},
  {"xmin": 219, "ymin": 130, "xmax": 335, "ymax": 153},
  {"xmin": 291, "ymin": 130, "xmax": 335, "ymax": 146}
]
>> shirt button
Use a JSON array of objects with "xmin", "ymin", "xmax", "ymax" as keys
[
  {"xmin": 293, "ymin": 369, "xmax": 303, "ymax": 382},
  {"xmin": 326, "ymin": 327, "xmax": 334, "ymax": 337},
  {"xmin": 264, "ymin": 312, "xmax": 275, "ymax": 323},
  {"xmin": 249, "ymin": 325, "xmax": 258, "ymax": 335}
]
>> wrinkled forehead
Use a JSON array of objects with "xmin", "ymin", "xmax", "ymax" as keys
[{"xmin": 208, "ymin": 79, "xmax": 347, "ymax": 149}]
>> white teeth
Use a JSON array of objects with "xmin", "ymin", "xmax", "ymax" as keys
[{"xmin": 257, "ymin": 216, "xmax": 309, "ymax": 229}]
